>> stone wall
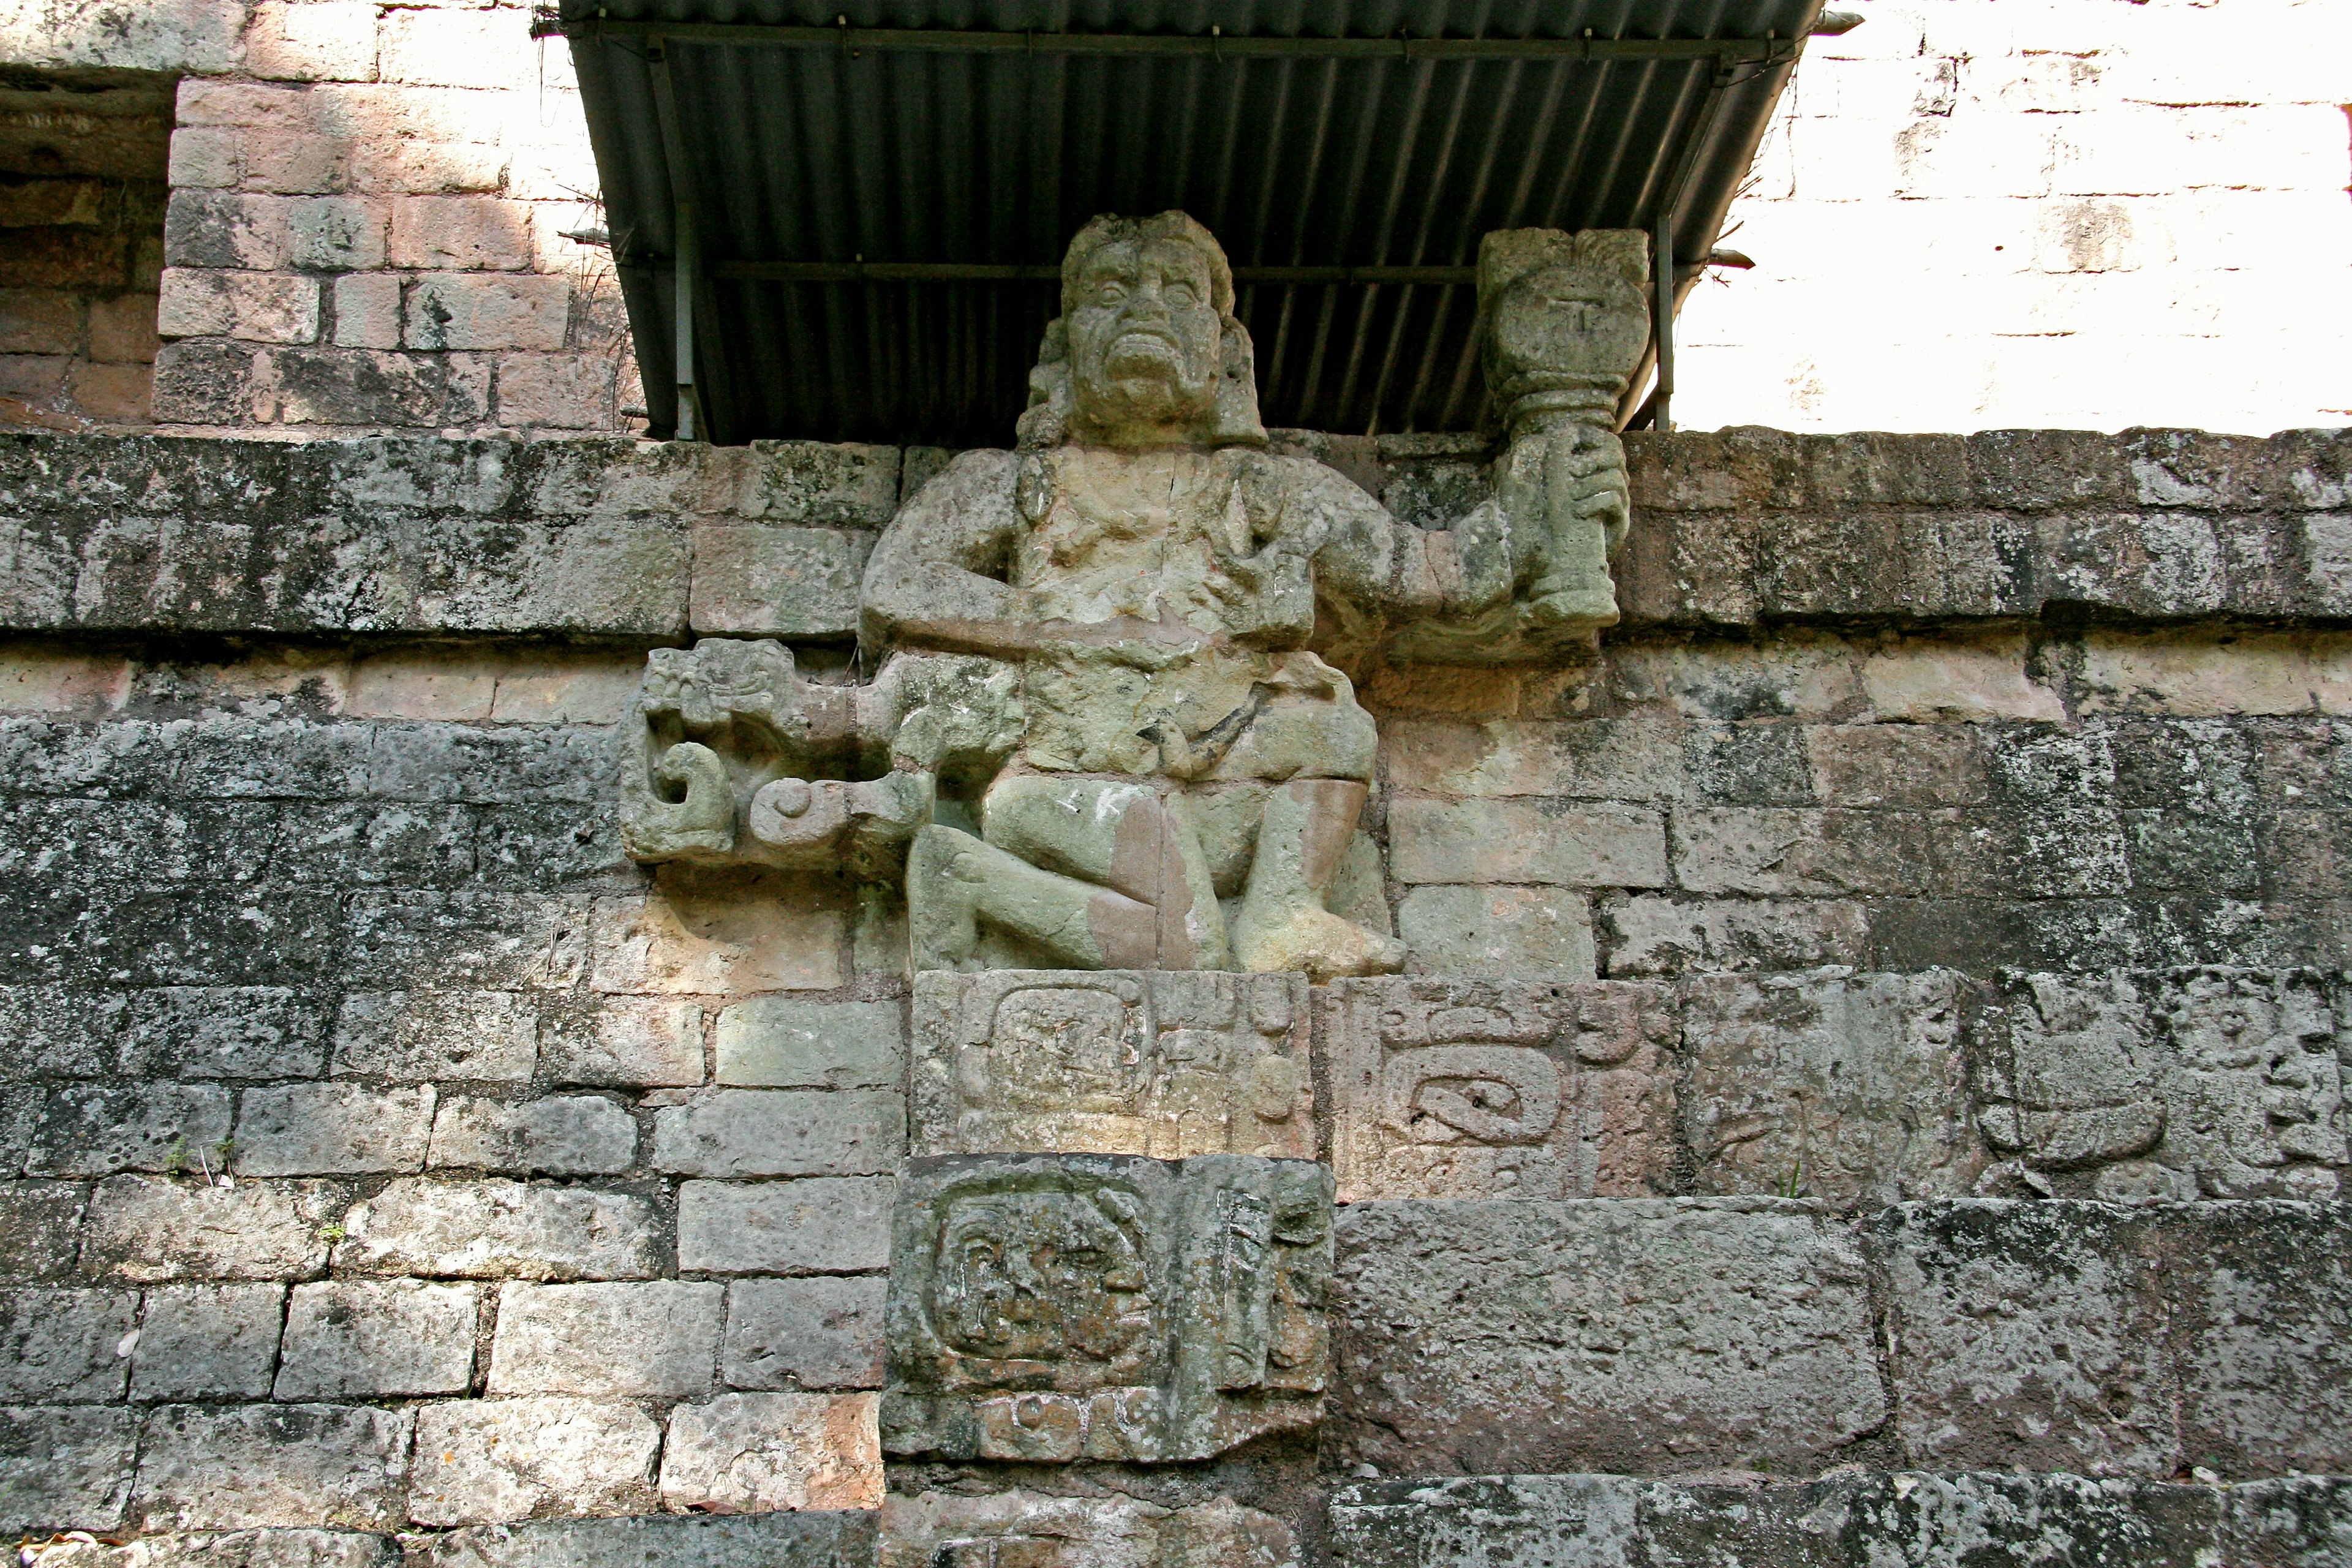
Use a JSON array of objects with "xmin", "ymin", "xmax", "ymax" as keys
[{"xmin": 1, "ymin": 426, "xmax": 2349, "ymax": 1567}]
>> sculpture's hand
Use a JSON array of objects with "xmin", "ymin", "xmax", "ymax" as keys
[
  {"xmin": 1548, "ymin": 426, "xmax": 1630, "ymax": 555},
  {"xmin": 1512, "ymin": 423, "xmax": 1629, "ymax": 633}
]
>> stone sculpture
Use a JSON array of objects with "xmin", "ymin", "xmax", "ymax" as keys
[
  {"xmin": 881, "ymin": 1152, "xmax": 1333, "ymax": 1463},
  {"xmin": 621, "ymin": 211, "xmax": 1649, "ymax": 980}
]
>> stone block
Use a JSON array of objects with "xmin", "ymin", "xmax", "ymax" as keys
[
  {"xmin": 333, "ymin": 1177, "xmax": 657, "ymax": 1280},
  {"xmin": 1324, "ymin": 978, "xmax": 1675, "ymax": 1202},
  {"xmin": 883, "ymin": 1152, "xmax": 1332, "ymax": 1463},
  {"xmin": 121, "ymin": 987, "xmax": 330, "ymax": 1079},
  {"xmin": 714, "ymin": 997, "xmax": 904, "ymax": 1090},
  {"xmin": 132, "ymin": 1404, "xmax": 412, "ymax": 1530},
  {"xmin": 0, "ymin": 1182, "xmax": 89, "ymax": 1279},
  {"xmin": 331, "ymin": 990, "xmax": 537, "ymax": 1082},
  {"xmin": 1327, "ymin": 1474, "xmax": 1642, "ymax": 1568},
  {"xmin": 81, "ymin": 1175, "xmax": 343, "ymax": 1283},
  {"xmin": 1670, "ymin": 807, "xmax": 1937, "ymax": 897},
  {"xmin": 1381, "ymin": 717, "xmax": 1687, "ymax": 801},
  {"xmin": 0, "ymin": 1404, "xmax": 134, "ymax": 1532},
  {"xmin": 881, "ymin": 1490, "xmax": 1297, "ymax": 1568},
  {"xmin": 413, "ymin": 1512, "xmax": 876, "ymax": 1568},
  {"xmin": 25, "ymin": 1084, "xmax": 233, "ymax": 1178},
  {"xmin": 246, "ymin": 0, "xmax": 380, "ymax": 80},
  {"xmin": 234, "ymin": 1083, "xmax": 436, "ymax": 1176},
  {"xmin": 488, "ymin": 1281, "xmax": 722, "ymax": 1398},
  {"xmin": 1388, "ymin": 799, "xmax": 1670, "ymax": 888},
  {"xmin": 650, "ymin": 1088, "xmax": 902, "ymax": 1178},
  {"xmin": 0, "ymin": 986, "xmax": 128, "ymax": 1079},
  {"xmin": 0, "ymin": 1289, "xmax": 135, "ymax": 1402},
  {"xmin": 590, "ymin": 881, "xmax": 846, "ymax": 995},
  {"xmin": 537, "ymin": 995, "xmax": 704, "ymax": 1088},
  {"xmin": 272, "ymin": 347, "xmax": 491, "ymax": 428},
  {"xmin": 493, "ymin": 352, "xmax": 617, "ymax": 429},
  {"xmin": 130, "ymin": 1284, "xmax": 285, "ymax": 1402},
  {"xmin": 427, "ymin": 1094, "xmax": 638, "ymax": 1175},
  {"xmin": 1872, "ymin": 1201, "xmax": 2175, "ymax": 1477},
  {"xmin": 333, "ymin": 274, "xmax": 401, "ymax": 350},
  {"xmin": 405, "ymin": 274, "xmax": 570, "ymax": 352},
  {"xmin": 342, "ymin": 890, "xmax": 588, "ymax": 992},
  {"xmin": 1396, "ymin": 886, "xmax": 1597, "ymax": 979},
  {"xmin": 1331, "ymin": 1198, "xmax": 1885, "ymax": 1476},
  {"xmin": 1679, "ymin": 969, "xmax": 1983, "ymax": 1208},
  {"xmin": 2165, "ymin": 1201, "xmax": 2352, "ymax": 1476},
  {"xmin": 910, "ymin": 971, "xmax": 1311, "ymax": 1159},
  {"xmin": 287, "ymin": 200, "xmax": 388, "ymax": 273},
  {"xmin": 407, "ymin": 1396, "xmax": 661, "ymax": 1527},
  {"xmin": 722, "ymin": 1276, "xmax": 887, "ymax": 1391},
  {"xmin": 677, "ymin": 1177, "xmax": 893, "ymax": 1276},
  {"xmin": 658, "ymin": 1392, "xmax": 880, "ymax": 1513},
  {"xmin": 115, "ymin": 1530, "xmax": 397, "ymax": 1568},
  {"xmin": 156, "ymin": 270, "xmax": 319, "ymax": 345},
  {"xmin": 276, "ymin": 1280, "xmax": 478, "ymax": 1399},
  {"xmin": 737, "ymin": 440, "xmax": 901, "ymax": 523},
  {"xmin": 388, "ymin": 197, "xmax": 533, "ymax": 271},
  {"xmin": 688, "ymin": 525, "xmax": 871, "ymax": 638},
  {"xmin": 2220, "ymin": 1476, "xmax": 2352, "ymax": 1568}
]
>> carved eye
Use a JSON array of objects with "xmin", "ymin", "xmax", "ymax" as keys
[
  {"xmin": 1099, "ymin": 281, "xmax": 1127, "ymax": 304},
  {"xmin": 1166, "ymin": 282, "xmax": 1198, "ymax": 307}
]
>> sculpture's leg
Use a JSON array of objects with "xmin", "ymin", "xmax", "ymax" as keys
[
  {"xmin": 982, "ymin": 775, "xmax": 1228, "ymax": 970},
  {"xmin": 906, "ymin": 824, "xmax": 1159, "ymax": 971},
  {"xmin": 1228, "ymin": 779, "xmax": 1406, "ymax": 981}
]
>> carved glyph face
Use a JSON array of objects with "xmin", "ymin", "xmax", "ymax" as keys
[
  {"xmin": 1486, "ymin": 262, "xmax": 1649, "ymax": 388},
  {"xmin": 933, "ymin": 1188, "xmax": 1153, "ymax": 1366},
  {"xmin": 1066, "ymin": 236, "xmax": 1222, "ymax": 445}
]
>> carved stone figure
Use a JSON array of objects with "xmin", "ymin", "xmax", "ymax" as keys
[
  {"xmin": 1323, "ymin": 978, "xmax": 1674, "ymax": 1202},
  {"xmin": 622, "ymin": 213, "xmax": 1649, "ymax": 979},
  {"xmin": 911, "ymin": 970, "xmax": 1313, "ymax": 1159},
  {"xmin": 883, "ymin": 1152, "xmax": 1332, "ymax": 1463}
]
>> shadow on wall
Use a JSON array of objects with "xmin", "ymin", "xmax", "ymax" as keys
[{"xmin": 0, "ymin": 66, "xmax": 171, "ymax": 432}]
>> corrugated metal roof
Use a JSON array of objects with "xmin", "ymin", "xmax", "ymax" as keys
[{"xmin": 557, "ymin": 0, "xmax": 1823, "ymax": 445}]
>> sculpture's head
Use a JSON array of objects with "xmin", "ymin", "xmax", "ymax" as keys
[
  {"xmin": 1019, "ymin": 212, "xmax": 1267, "ymax": 450},
  {"xmin": 1477, "ymin": 228, "xmax": 1651, "ymax": 426}
]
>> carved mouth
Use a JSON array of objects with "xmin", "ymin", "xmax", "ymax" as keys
[{"xmin": 1106, "ymin": 328, "xmax": 1182, "ymax": 377}]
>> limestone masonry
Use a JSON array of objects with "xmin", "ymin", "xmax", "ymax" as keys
[{"xmin": 1, "ymin": 216, "xmax": 2350, "ymax": 1568}]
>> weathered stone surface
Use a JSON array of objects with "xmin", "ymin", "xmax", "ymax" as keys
[
  {"xmin": 2166, "ymin": 1200, "xmax": 2352, "ymax": 1476},
  {"xmin": 407, "ymin": 1396, "xmax": 661, "ymax": 1527},
  {"xmin": 688, "ymin": 524, "xmax": 871, "ymax": 638},
  {"xmin": 412, "ymin": 1510, "xmax": 877, "ymax": 1568},
  {"xmin": 0, "ymin": 1404, "xmax": 134, "ymax": 1532},
  {"xmin": 121, "ymin": 988, "xmax": 330, "ymax": 1079},
  {"xmin": 881, "ymin": 1489, "xmax": 1298, "ymax": 1568},
  {"xmin": 649, "ymin": 1088, "xmax": 902, "ymax": 1177},
  {"xmin": 1324, "ymin": 978, "xmax": 1675, "ymax": 1202},
  {"xmin": 333, "ymin": 1178, "xmax": 657, "ymax": 1280},
  {"xmin": 883, "ymin": 1152, "xmax": 1331, "ymax": 1463},
  {"xmin": 1329, "ymin": 1471, "xmax": 2230, "ymax": 1568},
  {"xmin": 233, "ymin": 1083, "xmax": 436, "ymax": 1176},
  {"xmin": 676, "ymin": 1177, "xmax": 894, "ymax": 1276},
  {"xmin": 1873, "ymin": 1201, "xmax": 2174, "ymax": 1477},
  {"xmin": 0, "ymin": 1287, "xmax": 135, "ymax": 1402},
  {"xmin": 536, "ymin": 995, "xmax": 704, "ymax": 1088},
  {"xmin": 722, "ymin": 1276, "xmax": 886, "ymax": 1390},
  {"xmin": 657, "ymin": 1392, "xmax": 880, "ymax": 1513},
  {"xmin": 911, "ymin": 971, "xmax": 1313, "ymax": 1159},
  {"xmin": 1332, "ymin": 1198, "xmax": 1885, "ymax": 1476},
  {"xmin": 487, "ymin": 1281, "xmax": 722, "ymax": 1397},
  {"xmin": 1389, "ymin": 799, "xmax": 1670, "ymax": 889},
  {"xmin": 130, "ymin": 1284, "xmax": 286, "ymax": 1402},
  {"xmin": 81, "ymin": 1176, "xmax": 344, "ymax": 1282},
  {"xmin": 331, "ymin": 990, "xmax": 537, "ymax": 1082},
  {"xmin": 274, "ymin": 1280, "xmax": 478, "ymax": 1399},
  {"xmin": 83, "ymin": 1530, "xmax": 398, "ymax": 1568},
  {"xmin": 1395, "ymin": 885, "xmax": 1598, "ymax": 979},
  {"xmin": 426, "ymin": 1094, "xmax": 638, "ymax": 1175},
  {"xmin": 1680, "ymin": 969, "xmax": 1983, "ymax": 1208},
  {"xmin": 132, "ymin": 1404, "xmax": 413, "ymax": 1530},
  {"xmin": 0, "ymin": 1181, "xmax": 88, "ymax": 1278},
  {"xmin": 24, "ymin": 1084, "xmax": 234, "ymax": 1177},
  {"xmin": 714, "ymin": 997, "xmax": 903, "ymax": 1089}
]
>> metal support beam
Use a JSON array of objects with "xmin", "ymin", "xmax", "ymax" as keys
[
  {"xmin": 563, "ymin": 17, "xmax": 1801, "ymax": 68},
  {"xmin": 711, "ymin": 260, "xmax": 1480, "ymax": 285},
  {"xmin": 1653, "ymin": 210, "xmax": 1674, "ymax": 435},
  {"xmin": 644, "ymin": 36, "xmax": 705, "ymax": 441}
]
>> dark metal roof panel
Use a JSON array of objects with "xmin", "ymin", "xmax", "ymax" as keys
[{"xmin": 562, "ymin": 0, "xmax": 1820, "ymax": 443}]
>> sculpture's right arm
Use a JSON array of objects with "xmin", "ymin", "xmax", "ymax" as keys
[{"xmin": 858, "ymin": 449, "xmax": 1035, "ymax": 658}]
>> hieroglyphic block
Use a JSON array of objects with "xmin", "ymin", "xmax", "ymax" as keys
[
  {"xmin": 880, "ymin": 1152, "xmax": 1330, "ymax": 1463},
  {"xmin": 910, "ymin": 971, "xmax": 1313, "ymax": 1159},
  {"xmin": 1323, "ymin": 978, "xmax": 1675, "ymax": 1202}
]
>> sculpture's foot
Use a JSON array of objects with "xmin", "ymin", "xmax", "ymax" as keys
[
  {"xmin": 1520, "ymin": 579, "xmax": 1619, "ymax": 631},
  {"xmin": 907, "ymin": 824, "xmax": 988, "ymax": 972},
  {"xmin": 1231, "ymin": 899, "xmax": 1407, "ymax": 982}
]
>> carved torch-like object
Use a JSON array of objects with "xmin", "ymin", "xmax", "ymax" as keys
[{"xmin": 1478, "ymin": 228, "xmax": 1652, "ymax": 634}]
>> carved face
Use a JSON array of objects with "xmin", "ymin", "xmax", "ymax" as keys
[
  {"xmin": 1486, "ymin": 261, "xmax": 1649, "ymax": 387},
  {"xmin": 1066, "ymin": 236, "xmax": 1222, "ymax": 445}
]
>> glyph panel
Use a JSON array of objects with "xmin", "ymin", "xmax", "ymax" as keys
[
  {"xmin": 1324, "ymin": 978, "xmax": 1675, "ymax": 1202},
  {"xmin": 910, "ymin": 971, "xmax": 1312, "ymax": 1159},
  {"xmin": 881, "ymin": 1152, "xmax": 1330, "ymax": 1463}
]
